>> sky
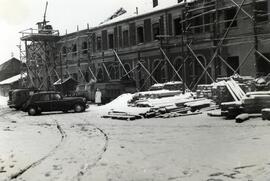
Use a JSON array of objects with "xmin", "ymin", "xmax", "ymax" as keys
[
  {"xmin": 0, "ymin": 0, "xmax": 179, "ymax": 65},
  {"xmin": 0, "ymin": 0, "xmax": 154, "ymax": 65}
]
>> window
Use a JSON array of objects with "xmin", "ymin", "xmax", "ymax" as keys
[
  {"xmin": 39, "ymin": 94, "xmax": 50, "ymax": 101},
  {"xmin": 137, "ymin": 26, "xmax": 144, "ymax": 44},
  {"xmin": 153, "ymin": 0, "xmax": 158, "ymax": 7},
  {"xmin": 72, "ymin": 44, "xmax": 77, "ymax": 55},
  {"xmin": 51, "ymin": 94, "xmax": 61, "ymax": 100},
  {"xmin": 97, "ymin": 37, "xmax": 101, "ymax": 51},
  {"xmin": 152, "ymin": 23, "xmax": 160, "ymax": 40},
  {"xmin": 84, "ymin": 71, "xmax": 90, "ymax": 82},
  {"xmin": 226, "ymin": 56, "xmax": 239, "ymax": 76},
  {"xmin": 122, "ymin": 64, "xmax": 132, "ymax": 79},
  {"xmin": 174, "ymin": 17, "xmax": 182, "ymax": 35},
  {"xmin": 224, "ymin": 8, "xmax": 237, "ymax": 28},
  {"xmin": 73, "ymin": 73, "xmax": 78, "ymax": 80},
  {"xmin": 255, "ymin": 0, "xmax": 268, "ymax": 22},
  {"xmin": 123, "ymin": 30, "xmax": 129, "ymax": 47},
  {"xmin": 193, "ymin": 15, "xmax": 203, "ymax": 34},
  {"xmin": 204, "ymin": 13, "xmax": 211, "ymax": 32},
  {"xmin": 108, "ymin": 34, "xmax": 114, "ymax": 49},
  {"xmin": 82, "ymin": 41, "xmax": 88, "ymax": 54},
  {"xmin": 62, "ymin": 46, "xmax": 67, "ymax": 57}
]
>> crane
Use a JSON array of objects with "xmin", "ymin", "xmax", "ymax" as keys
[
  {"xmin": 37, "ymin": 1, "xmax": 52, "ymax": 33},
  {"xmin": 43, "ymin": 1, "xmax": 49, "ymax": 28}
]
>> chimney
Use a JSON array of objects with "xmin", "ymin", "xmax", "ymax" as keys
[{"xmin": 153, "ymin": 0, "xmax": 158, "ymax": 8}]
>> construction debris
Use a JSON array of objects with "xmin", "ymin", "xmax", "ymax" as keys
[{"xmin": 102, "ymin": 86, "xmax": 217, "ymax": 121}]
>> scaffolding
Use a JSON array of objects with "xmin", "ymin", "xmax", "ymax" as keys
[
  {"xmin": 20, "ymin": 27, "xmax": 60, "ymax": 90},
  {"xmin": 172, "ymin": 0, "xmax": 270, "ymax": 90},
  {"xmin": 19, "ymin": 0, "xmax": 270, "ymax": 92}
]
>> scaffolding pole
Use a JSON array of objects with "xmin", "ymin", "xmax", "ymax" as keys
[
  {"xmin": 113, "ymin": 49, "xmax": 131, "ymax": 79},
  {"xmin": 137, "ymin": 61, "xmax": 158, "ymax": 84},
  {"xmin": 193, "ymin": 0, "xmax": 247, "ymax": 88}
]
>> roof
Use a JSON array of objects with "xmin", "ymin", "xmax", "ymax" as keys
[
  {"xmin": 97, "ymin": 0, "xmax": 195, "ymax": 28},
  {"xmin": 0, "ymin": 73, "xmax": 26, "ymax": 85},
  {"xmin": 53, "ymin": 76, "xmax": 78, "ymax": 86}
]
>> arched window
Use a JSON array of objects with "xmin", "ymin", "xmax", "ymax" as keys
[
  {"xmin": 109, "ymin": 66, "xmax": 116, "ymax": 80},
  {"xmin": 153, "ymin": 59, "xmax": 163, "ymax": 83},
  {"xmin": 97, "ymin": 68, "xmax": 104, "ymax": 82},
  {"xmin": 122, "ymin": 64, "xmax": 132, "ymax": 79},
  {"xmin": 172, "ymin": 57, "xmax": 183, "ymax": 81},
  {"xmin": 195, "ymin": 56, "xmax": 207, "ymax": 84}
]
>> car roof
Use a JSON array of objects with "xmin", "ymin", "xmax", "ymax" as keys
[{"xmin": 33, "ymin": 91, "xmax": 60, "ymax": 95}]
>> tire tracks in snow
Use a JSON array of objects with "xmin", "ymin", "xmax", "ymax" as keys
[
  {"xmin": 8, "ymin": 120, "xmax": 67, "ymax": 180},
  {"xmin": 75, "ymin": 120, "xmax": 109, "ymax": 180}
]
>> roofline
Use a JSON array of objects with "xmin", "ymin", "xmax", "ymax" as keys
[{"xmin": 60, "ymin": 2, "xmax": 188, "ymax": 38}]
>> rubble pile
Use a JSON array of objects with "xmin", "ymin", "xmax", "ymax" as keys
[
  {"xmin": 102, "ymin": 89, "xmax": 216, "ymax": 121},
  {"xmin": 102, "ymin": 74, "xmax": 270, "ymax": 122},
  {"xmin": 208, "ymin": 74, "xmax": 270, "ymax": 122}
]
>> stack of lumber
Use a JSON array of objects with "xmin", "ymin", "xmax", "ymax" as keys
[
  {"xmin": 196, "ymin": 84, "xmax": 213, "ymax": 99},
  {"xmin": 102, "ymin": 97, "xmax": 214, "ymax": 120},
  {"xmin": 225, "ymin": 78, "xmax": 246, "ymax": 102},
  {"xmin": 243, "ymin": 91, "xmax": 270, "ymax": 113},
  {"xmin": 184, "ymin": 99, "xmax": 213, "ymax": 112},
  {"xmin": 142, "ymin": 98, "xmax": 214, "ymax": 119},
  {"xmin": 212, "ymin": 81, "xmax": 233, "ymax": 105},
  {"xmin": 102, "ymin": 111, "xmax": 143, "ymax": 121},
  {"xmin": 216, "ymin": 79, "xmax": 247, "ymax": 119},
  {"xmin": 131, "ymin": 92, "xmax": 194, "ymax": 108}
]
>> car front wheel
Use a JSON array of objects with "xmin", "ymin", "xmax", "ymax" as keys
[
  {"xmin": 28, "ymin": 107, "xmax": 37, "ymax": 116},
  {"xmin": 74, "ymin": 104, "xmax": 84, "ymax": 113}
]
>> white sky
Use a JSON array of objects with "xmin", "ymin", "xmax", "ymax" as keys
[
  {"xmin": 0, "ymin": 0, "xmax": 178, "ymax": 65},
  {"xmin": 0, "ymin": 0, "xmax": 152, "ymax": 64}
]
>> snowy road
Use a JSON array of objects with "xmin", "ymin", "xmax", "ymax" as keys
[{"xmin": 1, "ymin": 106, "xmax": 270, "ymax": 180}]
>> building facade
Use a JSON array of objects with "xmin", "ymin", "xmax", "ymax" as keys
[{"xmin": 22, "ymin": 0, "xmax": 270, "ymax": 92}]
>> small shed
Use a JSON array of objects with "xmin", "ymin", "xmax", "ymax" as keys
[
  {"xmin": 53, "ymin": 77, "xmax": 78, "ymax": 96},
  {"xmin": 0, "ymin": 74, "xmax": 26, "ymax": 96}
]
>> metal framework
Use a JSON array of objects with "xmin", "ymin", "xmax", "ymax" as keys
[{"xmin": 20, "ymin": 28, "xmax": 60, "ymax": 90}]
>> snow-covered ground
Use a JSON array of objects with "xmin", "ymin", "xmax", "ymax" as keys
[
  {"xmin": 0, "ymin": 96, "xmax": 8, "ymax": 108},
  {"xmin": 0, "ymin": 101, "xmax": 270, "ymax": 180}
]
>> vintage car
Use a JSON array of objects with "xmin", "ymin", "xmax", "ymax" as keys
[{"xmin": 22, "ymin": 91, "xmax": 88, "ymax": 116}]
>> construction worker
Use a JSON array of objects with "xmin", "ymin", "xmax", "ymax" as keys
[{"xmin": 95, "ymin": 88, "xmax": 102, "ymax": 105}]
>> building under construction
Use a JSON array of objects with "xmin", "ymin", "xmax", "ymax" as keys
[{"xmin": 20, "ymin": 0, "xmax": 270, "ymax": 99}]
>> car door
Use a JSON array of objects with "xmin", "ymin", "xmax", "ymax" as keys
[
  {"xmin": 50, "ymin": 93, "xmax": 65, "ymax": 111},
  {"xmin": 36, "ymin": 94, "xmax": 52, "ymax": 111}
]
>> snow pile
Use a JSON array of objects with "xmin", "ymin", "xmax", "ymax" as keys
[
  {"xmin": 0, "ymin": 96, "xmax": 8, "ymax": 108},
  {"xmin": 102, "ymin": 93, "xmax": 134, "ymax": 109},
  {"xmin": 92, "ymin": 93, "xmax": 151, "ymax": 115},
  {"xmin": 135, "ymin": 92, "xmax": 194, "ymax": 108}
]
